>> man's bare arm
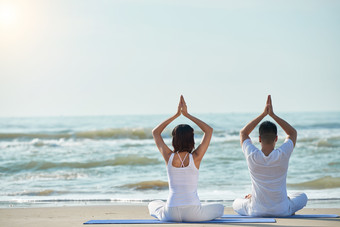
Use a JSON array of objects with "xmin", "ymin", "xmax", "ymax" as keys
[
  {"xmin": 267, "ymin": 96, "xmax": 297, "ymax": 146},
  {"xmin": 240, "ymin": 96, "xmax": 270, "ymax": 145}
]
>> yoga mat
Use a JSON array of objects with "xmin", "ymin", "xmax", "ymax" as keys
[
  {"xmin": 84, "ymin": 218, "xmax": 276, "ymax": 224},
  {"xmin": 222, "ymin": 214, "xmax": 339, "ymax": 218}
]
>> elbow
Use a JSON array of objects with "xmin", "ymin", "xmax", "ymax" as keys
[
  {"xmin": 290, "ymin": 127, "xmax": 297, "ymax": 137},
  {"xmin": 239, "ymin": 129, "xmax": 249, "ymax": 140},
  {"xmin": 292, "ymin": 128, "xmax": 297, "ymax": 138},
  {"xmin": 203, "ymin": 126, "xmax": 213, "ymax": 138},
  {"xmin": 206, "ymin": 126, "xmax": 213, "ymax": 136},
  {"xmin": 209, "ymin": 126, "xmax": 213, "ymax": 134},
  {"xmin": 239, "ymin": 129, "xmax": 246, "ymax": 137},
  {"xmin": 151, "ymin": 128, "xmax": 158, "ymax": 137},
  {"xmin": 152, "ymin": 127, "xmax": 162, "ymax": 138}
]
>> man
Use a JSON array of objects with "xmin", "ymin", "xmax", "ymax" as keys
[{"xmin": 233, "ymin": 95, "xmax": 307, "ymax": 217}]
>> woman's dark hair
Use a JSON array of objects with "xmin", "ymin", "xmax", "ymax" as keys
[
  {"xmin": 172, "ymin": 124, "xmax": 195, "ymax": 153},
  {"xmin": 259, "ymin": 121, "xmax": 277, "ymax": 144}
]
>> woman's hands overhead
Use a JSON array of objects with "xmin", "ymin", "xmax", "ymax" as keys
[{"xmin": 177, "ymin": 95, "xmax": 188, "ymax": 117}]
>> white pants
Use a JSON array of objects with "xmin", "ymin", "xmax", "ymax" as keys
[
  {"xmin": 148, "ymin": 200, "xmax": 224, "ymax": 222},
  {"xmin": 233, "ymin": 192, "xmax": 308, "ymax": 217}
]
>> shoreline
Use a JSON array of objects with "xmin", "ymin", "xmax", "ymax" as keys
[
  {"xmin": 1, "ymin": 205, "xmax": 339, "ymax": 227},
  {"xmin": 2, "ymin": 198, "xmax": 340, "ymax": 209}
]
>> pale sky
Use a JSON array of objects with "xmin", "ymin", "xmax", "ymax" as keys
[{"xmin": 0, "ymin": 0, "xmax": 339, "ymax": 117}]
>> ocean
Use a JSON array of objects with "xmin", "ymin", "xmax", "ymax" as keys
[{"xmin": 1, "ymin": 112, "xmax": 340, "ymax": 208}]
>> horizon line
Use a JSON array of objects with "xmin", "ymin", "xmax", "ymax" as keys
[{"xmin": 0, "ymin": 110, "xmax": 339, "ymax": 118}]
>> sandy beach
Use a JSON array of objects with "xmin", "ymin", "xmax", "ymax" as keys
[{"xmin": 1, "ymin": 205, "xmax": 339, "ymax": 227}]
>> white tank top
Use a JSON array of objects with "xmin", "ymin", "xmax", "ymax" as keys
[{"xmin": 166, "ymin": 152, "xmax": 200, "ymax": 207}]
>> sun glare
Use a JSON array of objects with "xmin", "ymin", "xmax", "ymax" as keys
[{"xmin": 0, "ymin": 4, "xmax": 16, "ymax": 27}]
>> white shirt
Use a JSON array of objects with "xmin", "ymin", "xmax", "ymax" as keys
[
  {"xmin": 242, "ymin": 138, "xmax": 294, "ymax": 216},
  {"xmin": 166, "ymin": 153, "xmax": 200, "ymax": 207}
]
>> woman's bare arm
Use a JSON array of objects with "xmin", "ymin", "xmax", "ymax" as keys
[
  {"xmin": 180, "ymin": 96, "xmax": 213, "ymax": 168},
  {"xmin": 152, "ymin": 97, "xmax": 181, "ymax": 163}
]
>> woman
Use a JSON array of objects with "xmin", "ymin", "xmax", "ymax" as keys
[{"xmin": 148, "ymin": 95, "xmax": 224, "ymax": 222}]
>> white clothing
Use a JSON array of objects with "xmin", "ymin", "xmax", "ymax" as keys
[
  {"xmin": 233, "ymin": 192, "xmax": 308, "ymax": 217},
  {"xmin": 167, "ymin": 153, "xmax": 200, "ymax": 207},
  {"xmin": 149, "ymin": 200, "xmax": 224, "ymax": 222},
  {"xmin": 233, "ymin": 138, "xmax": 307, "ymax": 216},
  {"xmin": 148, "ymin": 153, "xmax": 224, "ymax": 221}
]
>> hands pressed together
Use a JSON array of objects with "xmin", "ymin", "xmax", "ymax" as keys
[
  {"xmin": 176, "ymin": 95, "xmax": 189, "ymax": 117},
  {"xmin": 263, "ymin": 95, "xmax": 274, "ymax": 117}
]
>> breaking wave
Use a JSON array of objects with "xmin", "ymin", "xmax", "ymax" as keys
[
  {"xmin": 122, "ymin": 180, "xmax": 168, "ymax": 190},
  {"xmin": 0, "ymin": 128, "xmax": 153, "ymax": 140},
  {"xmin": 0, "ymin": 154, "xmax": 160, "ymax": 173},
  {"xmin": 288, "ymin": 176, "xmax": 340, "ymax": 189},
  {"xmin": 8, "ymin": 189, "xmax": 62, "ymax": 196},
  {"xmin": 296, "ymin": 122, "xmax": 340, "ymax": 129}
]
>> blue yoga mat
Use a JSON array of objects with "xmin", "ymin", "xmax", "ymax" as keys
[
  {"xmin": 84, "ymin": 218, "xmax": 276, "ymax": 224},
  {"xmin": 222, "ymin": 214, "xmax": 339, "ymax": 218}
]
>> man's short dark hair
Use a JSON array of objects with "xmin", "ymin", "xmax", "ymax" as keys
[{"xmin": 259, "ymin": 121, "xmax": 277, "ymax": 144}]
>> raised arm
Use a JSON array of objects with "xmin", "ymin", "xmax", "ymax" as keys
[
  {"xmin": 180, "ymin": 96, "xmax": 213, "ymax": 166},
  {"xmin": 240, "ymin": 96, "xmax": 270, "ymax": 145},
  {"xmin": 267, "ymin": 96, "xmax": 297, "ymax": 146},
  {"xmin": 152, "ymin": 97, "xmax": 181, "ymax": 163}
]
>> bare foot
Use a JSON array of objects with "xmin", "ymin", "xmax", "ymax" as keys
[{"xmin": 245, "ymin": 194, "xmax": 252, "ymax": 199}]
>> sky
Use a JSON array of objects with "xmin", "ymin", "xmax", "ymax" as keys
[{"xmin": 0, "ymin": 0, "xmax": 339, "ymax": 117}]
